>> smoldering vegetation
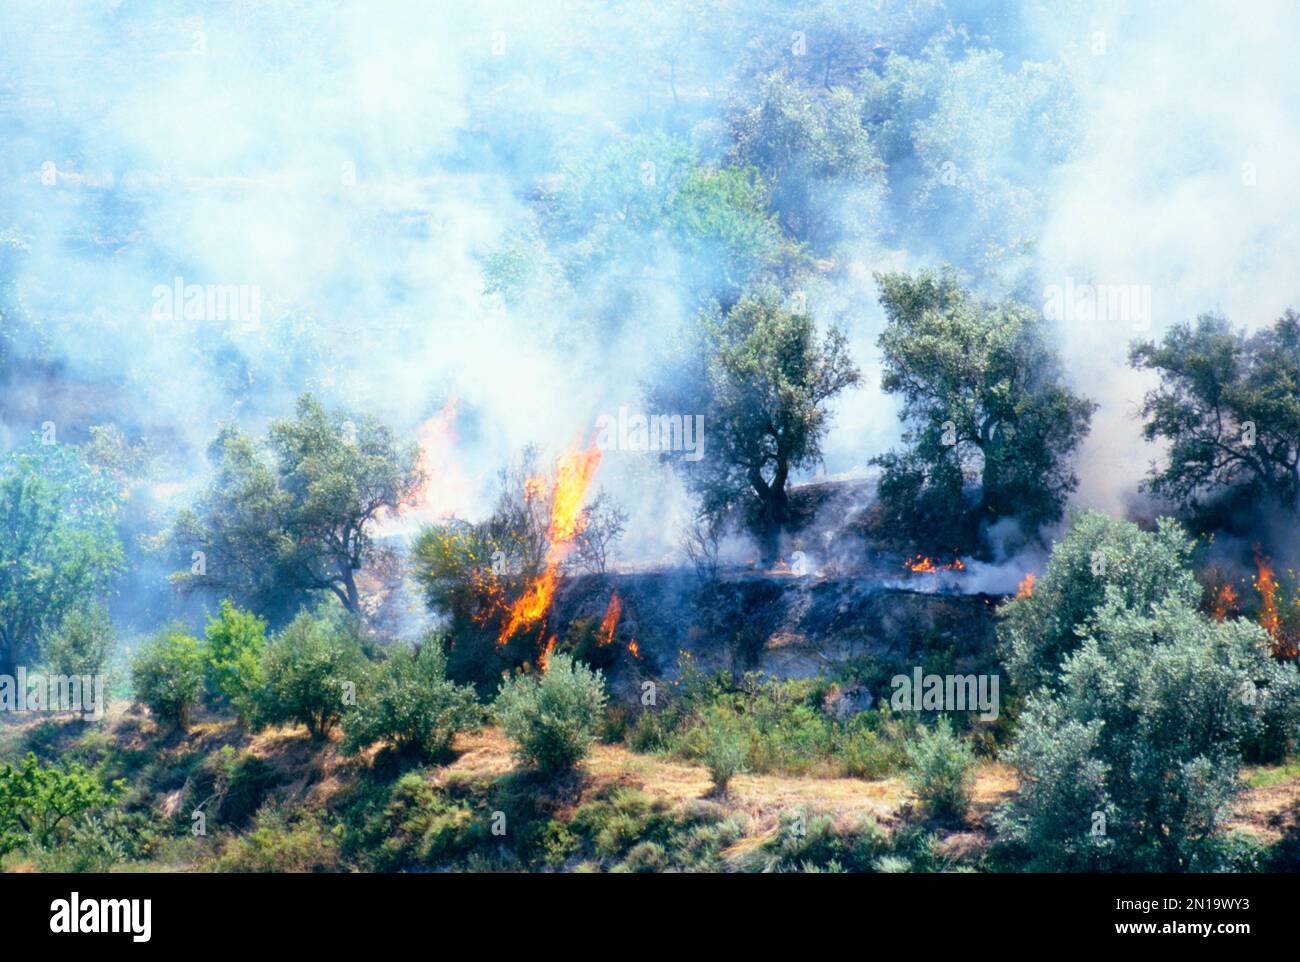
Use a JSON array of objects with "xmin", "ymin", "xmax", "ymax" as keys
[{"xmin": 1, "ymin": 1, "xmax": 1299, "ymax": 876}]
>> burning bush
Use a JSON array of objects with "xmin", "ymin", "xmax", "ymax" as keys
[{"xmin": 412, "ymin": 445, "xmax": 626, "ymax": 691}]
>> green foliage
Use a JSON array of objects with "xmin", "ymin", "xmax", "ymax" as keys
[
  {"xmin": 216, "ymin": 804, "xmax": 340, "ymax": 872},
  {"xmin": 997, "ymin": 575, "xmax": 1295, "ymax": 871},
  {"xmin": 694, "ymin": 708, "xmax": 748, "ymax": 795},
  {"xmin": 495, "ymin": 654, "xmax": 608, "ymax": 775},
  {"xmin": 171, "ymin": 393, "xmax": 423, "ymax": 620},
  {"xmin": 342, "ymin": 639, "xmax": 482, "ymax": 761},
  {"xmin": 0, "ymin": 752, "xmax": 119, "ymax": 854},
  {"xmin": 633, "ymin": 665, "xmax": 914, "ymax": 780},
  {"xmin": 905, "ymin": 717, "xmax": 975, "ymax": 822},
  {"xmin": 735, "ymin": 808, "xmax": 891, "ymax": 874},
  {"xmin": 204, "ymin": 600, "xmax": 267, "ymax": 723},
  {"xmin": 543, "ymin": 133, "xmax": 792, "ymax": 301},
  {"xmin": 43, "ymin": 604, "xmax": 116, "ymax": 679},
  {"xmin": 1130, "ymin": 310, "xmax": 1300, "ymax": 509},
  {"xmin": 999, "ymin": 511, "xmax": 1201, "ymax": 692},
  {"xmin": 861, "ymin": 37, "xmax": 1079, "ymax": 278},
  {"xmin": 650, "ymin": 288, "xmax": 860, "ymax": 558},
  {"xmin": 131, "ymin": 627, "xmax": 206, "ymax": 730},
  {"xmin": 0, "ymin": 441, "xmax": 123, "ymax": 675},
  {"xmin": 731, "ymin": 72, "xmax": 885, "ymax": 248},
  {"xmin": 257, "ymin": 608, "xmax": 366, "ymax": 740},
  {"xmin": 871, "ymin": 268, "xmax": 1095, "ymax": 551}
]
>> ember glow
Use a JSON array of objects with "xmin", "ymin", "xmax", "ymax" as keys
[{"xmin": 904, "ymin": 555, "xmax": 966, "ymax": 573}]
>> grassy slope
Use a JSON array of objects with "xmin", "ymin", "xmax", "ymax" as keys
[{"xmin": 3, "ymin": 708, "xmax": 1297, "ymax": 871}]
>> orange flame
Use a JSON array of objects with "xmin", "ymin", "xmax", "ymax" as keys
[
  {"xmin": 498, "ymin": 442, "xmax": 603, "ymax": 647},
  {"xmin": 538, "ymin": 635, "xmax": 556, "ymax": 673},
  {"xmin": 1252, "ymin": 550, "xmax": 1290, "ymax": 656},
  {"xmin": 1015, "ymin": 572, "xmax": 1036, "ymax": 599},
  {"xmin": 1211, "ymin": 582, "xmax": 1239, "ymax": 622},
  {"xmin": 905, "ymin": 555, "xmax": 965, "ymax": 573},
  {"xmin": 627, "ymin": 639, "xmax": 641, "ymax": 659},
  {"xmin": 599, "ymin": 591, "xmax": 623, "ymax": 646},
  {"xmin": 378, "ymin": 397, "xmax": 474, "ymax": 533}
]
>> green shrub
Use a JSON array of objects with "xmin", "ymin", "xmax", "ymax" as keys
[
  {"xmin": 44, "ymin": 604, "xmax": 116, "ymax": 679},
  {"xmin": 342, "ymin": 639, "xmax": 481, "ymax": 761},
  {"xmin": 996, "ymin": 588, "xmax": 1287, "ymax": 871},
  {"xmin": 693, "ymin": 709, "xmax": 747, "ymax": 795},
  {"xmin": 0, "ymin": 752, "xmax": 120, "ymax": 855},
  {"xmin": 257, "ymin": 609, "xmax": 365, "ymax": 740},
  {"xmin": 495, "ymin": 654, "xmax": 607, "ymax": 775},
  {"xmin": 614, "ymin": 840, "xmax": 668, "ymax": 873},
  {"xmin": 906, "ymin": 717, "xmax": 975, "ymax": 822},
  {"xmin": 216, "ymin": 805, "xmax": 340, "ymax": 872},
  {"xmin": 131, "ymin": 627, "xmax": 206, "ymax": 730},
  {"xmin": 204, "ymin": 600, "xmax": 266, "ymax": 724}
]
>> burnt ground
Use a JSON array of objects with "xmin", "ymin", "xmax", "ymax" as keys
[{"xmin": 552, "ymin": 568, "xmax": 1004, "ymax": 699}]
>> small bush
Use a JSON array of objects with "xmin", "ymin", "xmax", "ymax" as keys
[
  {"xmin": 204, "ymin": 600, "xmax": 266, "ymax": 724},
  {"xmin": 0, "ymin": 752, "xmax": 120, "ymax": 855},
  {"xmin": 44, "ymin": 604, "xmax": 116, "ymax": 680},
  {"xmin": 342, "ymin": 639, "xmax": 482, "ymax": 761},
  {"xmin": 131, "ymin": 627, "xmax": 206, "ymax": 730},
  {"xmin": 906, "ymin": 717, "xmax": 975, "ymax": 822},
  {"xmin": 495, "ymin": 654, "xmax": 607, "ymax": 775},
  {"xmin": 694, "ymin": 709, "xmax": 747, "ymax": 795},
  {"xmin": 216, "ymin": 805, "xmax": 340, "ymax": 873},
  {"xmin": 257, "ymin": 608, "xmax": 366, "ymax": 740}
]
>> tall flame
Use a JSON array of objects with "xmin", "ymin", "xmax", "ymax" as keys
[
  {"xmin": 1015, "ymin": 572, "xmax": 1036, "ymax": 599},
  {"xmin": 498, "ymin": 442, "xmax": 603, "ymax": 647},
  {"xmin": 1251, "ymin": 550, "xmax": 1295, "ymax": 657},
  {"xmin": 377, "ymin": 397, "xmax": 473, "ymax": 534},
  {"xmin": 599, "ymin": 591, "xmax": 623, "ymax": 646}
]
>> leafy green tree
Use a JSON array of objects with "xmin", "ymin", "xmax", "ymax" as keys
[
  {"xmin": 204, "ymin": 600, "xmax": 267, "ymax": 725},
  {"xmin": 0, "ymin": 753, "xmax": 119, "ymax": 855},
  {"xmin": 906, "ymin": 716, "xmax": 976, "ymax": 822},
  {"xmin": 872, "ymin": 269, "xmax": 1095, "ymax": 551},
  {"xmin": 1129, "ymin": 310, "xmax": 1300, "ymax": 510},
  {"xmin": 651, "ymin": 288, "xmax": 860, "ymax": 560},
  {"xmin": 131, "ymin": 628, "xmax": 206, "ymax": 730},
  {"xmin": 495, "ymin": 654, "xmax": 608, "ymax": 775},
  {"xmin": 43, "ymin": 604, "xmax": 116, "ymax": 679},
  {"xmin": 0, "ymin": 442, "xmax": 123, "ymax": 677},
  {"xmin": 730, "ymin": 72, "xmax": 885, "ymax": 248},
  {"xmin": 860, "ymin": 36, "xmax": 1079, "ymax": 280},
  {"xmin": 540, "ymin": 133, "xmax": 794, "ymax": 304},
  {"xmin": 342, "ymin": 639, "xmax": 482, "ymax": 761},
  {"xmin": 257, "ymin": 608, "xmax": 366, "ymax": 740},
  {"xmin": 999, "ymin": 512, "xmax": 1201, "ymax": 692},
  {"xmin": 171, "ymin": 394, "xmax": 423, "ymax": 619},
  {"xmin": 996, "ymin": 597, "xmax": 1294, "ymax": 871}
]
